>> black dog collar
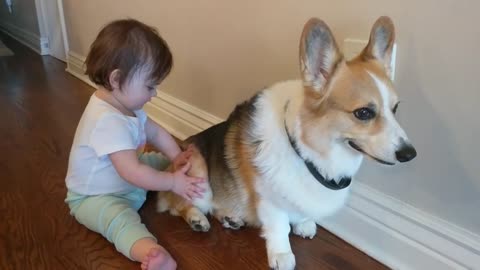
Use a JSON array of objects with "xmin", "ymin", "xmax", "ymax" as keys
[{"xmin": 283, "ymin": 105, "xmax": 351, "ymax": 190}]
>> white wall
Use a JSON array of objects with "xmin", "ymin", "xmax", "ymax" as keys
[{"xmin": 62, "ymin": 0, "xmax": 480, "ymax": 262}]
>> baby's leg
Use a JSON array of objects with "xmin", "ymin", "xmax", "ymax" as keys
[
  {"xmin": 135, "ymin": 152, "xmax": 177, "ymax": 269},
  {"xmin": 67, "ymin": 190, "xmax": 176, "ymax": 269},
  {"xmin": 132, "ymin": 237, "xmax": 176, "ymax": 270}
]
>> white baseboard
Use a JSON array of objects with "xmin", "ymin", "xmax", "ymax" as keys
[
  {"xmin": 0, "ymin": 22, "xmax": 49, "ymax": 55},
  {"xmin": 145, "ymin": 93, "xmax": 222, "ymax": 140},
  {"xmin": 65, "ymin": 51, "xmax": 94, "ymax": 87},
  {"xmin": 66, "ymin": 51, "xmax": 480, "ymax": 270},
  {"xmin": 322, "ymin": 184, "xmax": 480, "ymax": 270}
]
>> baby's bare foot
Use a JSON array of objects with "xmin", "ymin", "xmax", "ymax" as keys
[{"xmin": 140, "ymin": 247, "xmax": 176, "ymax": 270}]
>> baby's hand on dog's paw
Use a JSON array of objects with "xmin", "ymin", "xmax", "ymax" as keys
[{"xmin": 171, "ymin": 162, "xmax": 205, "ymax": 201}]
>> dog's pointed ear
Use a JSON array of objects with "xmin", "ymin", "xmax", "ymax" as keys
[
  {"xmin": 361, "ymin": 16, "xmax": 395, "ymax": 76},
  {"xmin": 299, "ymin": 18, "xmax": 342, "ymax": 93}
]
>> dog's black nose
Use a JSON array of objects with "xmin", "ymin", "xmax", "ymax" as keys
[{"xmin": 395, "ymin": 143, "xmax": 417, "ymax": 162}]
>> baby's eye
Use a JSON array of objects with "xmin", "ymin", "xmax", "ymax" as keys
[{"xmin": 147, "ymin": 86, "xmax": 156, "ymax": 91}]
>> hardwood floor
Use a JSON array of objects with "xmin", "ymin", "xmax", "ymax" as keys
[{"xmin": 0, "ymin": 33, "xmax": 388, "ymax": 270}]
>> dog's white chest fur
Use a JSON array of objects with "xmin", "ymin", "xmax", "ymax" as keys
[{"xmin": 251, "ymin": 80, "xmax": 362, "ymax": 222}]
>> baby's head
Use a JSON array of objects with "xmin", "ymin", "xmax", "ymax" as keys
[{"xmin": 85, "ymin": 19, "xmax": 173, "ymax": 95}]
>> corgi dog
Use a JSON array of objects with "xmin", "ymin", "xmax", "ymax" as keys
[{"xmin": 157, "ymin": 16, "xmax": 416, "ymax": 270}]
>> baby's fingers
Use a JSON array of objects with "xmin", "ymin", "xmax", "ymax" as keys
[
  {"xmin": 185, "ymin": 149, "xmax": 193, "ymax": 157},
  {"xmin": 178, "ymin": 162, "xmax": 191, "ymax": 173},
  {"xmin": 186, "ymin": 144, "xmax": 194, "ymax": 151},
  {"xmin": 182, "ymin": 193, "xmax": 193, "ymax": 201},
  {"xmin": 189, "ymin": 176, "xmax": 205, "ymax": 184},
  {"xmin": 192, "ymin": 183, "xmax": 206, "ymax": 193},
  {"xmin": 188, "ymin": 188, "xmax": 203, "ymax": 199}
]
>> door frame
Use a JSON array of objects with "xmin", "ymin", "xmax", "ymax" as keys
[{"xmin": 35, "ymin": 0, "xmax": 69, "ymax": 61}]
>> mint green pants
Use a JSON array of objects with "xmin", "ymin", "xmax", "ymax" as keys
[{"xmin": 65, "ymin": 152, "xmax": 170, "ymax": 260}]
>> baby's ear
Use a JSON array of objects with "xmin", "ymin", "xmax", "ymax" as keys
[{"xmin": 109, "ymin": 69, "xmax": 122, "ymax": 90}]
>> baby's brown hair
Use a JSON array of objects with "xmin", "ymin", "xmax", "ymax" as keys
[{"xmin": 85, "ymin": 19, "xmax": 173, "ymax": 91}]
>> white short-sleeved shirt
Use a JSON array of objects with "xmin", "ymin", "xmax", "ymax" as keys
[{"xmin": 65, "ymin": 94, "xmax": 148, "ymax": 195}]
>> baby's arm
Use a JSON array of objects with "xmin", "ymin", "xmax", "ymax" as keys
[
  {"xmin": 109, "ymin": 149, "xmax": 204, "ymax": 200},
  {"xmin": 145, "ymin": 118, "xmax": 196, "ymax": 171},
  {"xmin": 145, "ymin": 117, "xmax": 181, "ymax": 160}
]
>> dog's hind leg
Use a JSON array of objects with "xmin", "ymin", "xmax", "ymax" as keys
[
  {"xmin": 181, "ymin": 204, "xmax": 211, "ymax": 232},
  {"xmin": 157, "ymin": 143, "xmax": 212, "ymax": 232},
  {"xmin": 221, "ymin": 216, "xmax": 245, "ymax": 230},
  {"xmin": 157, "ymin": 192, "xmax": 211, "ymax": 232},
  {"xmin": 213, "ymin": 210, "xmax": 245, "ymax": 230}
]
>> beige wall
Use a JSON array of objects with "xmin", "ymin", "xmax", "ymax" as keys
[
  {"xmin": 0, "ymin": 0, "xmax": 41, "ymax": 36},
  {"xmin": 62, "ymin": 0, "xmax": 480, "ymax": 235}
]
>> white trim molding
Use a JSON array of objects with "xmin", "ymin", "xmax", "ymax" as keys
[
  {"xmin": 56, "ymin": 0, "xmax": 70, "ymax": 58},
  {"xmin": 321, "ymin": 184, "xmax": 480, "ymax": 270},
  {"xmin": 0, "ymin": 22, "xmax": 49, "ymax": 55},
  {"xmin": 66, "ymin": 51, "xmax": 480, "ymax": 270},
  {"xmin": 145, "ymin": 93, "xmax": 222, "ymax": 140},
  {"xmin": 66, "ymin": 51, "xmax": 92, "ymax": 86}
]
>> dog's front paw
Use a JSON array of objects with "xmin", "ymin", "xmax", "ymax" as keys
[
  {"xmin": 188, "ymin": 213, "xmax": 210, "ymax": 232},
  {"xmin": 292, "ymin": 220, "xmax": 317, "ymax": 239},
  {"xmin": 268, "ymin": 252, "xmax": 296, "ymax": 270}
]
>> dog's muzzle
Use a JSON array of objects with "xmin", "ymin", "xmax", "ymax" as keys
[{"xmin": 348, "ymin": 140, "xmax": 395, "ymax": 165}]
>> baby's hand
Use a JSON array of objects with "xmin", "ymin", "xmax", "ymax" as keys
[
  {"xmin": 172, "ymin": 144, "xmax": 194, "ymax": 171},
  {"xmin": 171, "ymin": 162, "xmax": 205, "ymax": 201}
]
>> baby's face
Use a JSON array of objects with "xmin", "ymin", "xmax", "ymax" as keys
[{"xmin": 118, "ymin": 70, "xmax": 159, "ymax": 111}]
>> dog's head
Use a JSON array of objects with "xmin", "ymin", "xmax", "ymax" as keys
[{"xmin": 298, "ymin": 17, "xmax": 416, "ymax": 165}]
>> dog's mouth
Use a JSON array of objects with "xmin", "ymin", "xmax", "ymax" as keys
[{"xmin": 347, "ymin": 140, "xmax": 395, "ymax": 166}]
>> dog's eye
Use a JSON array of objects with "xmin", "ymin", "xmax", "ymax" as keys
[
  {"xmin": 353, "ymin": 107, "xmax": 376, "ymax": 121},
  {"xmin": 392, "ymin": 103, "xmax": 399, "ymax": 114}
]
